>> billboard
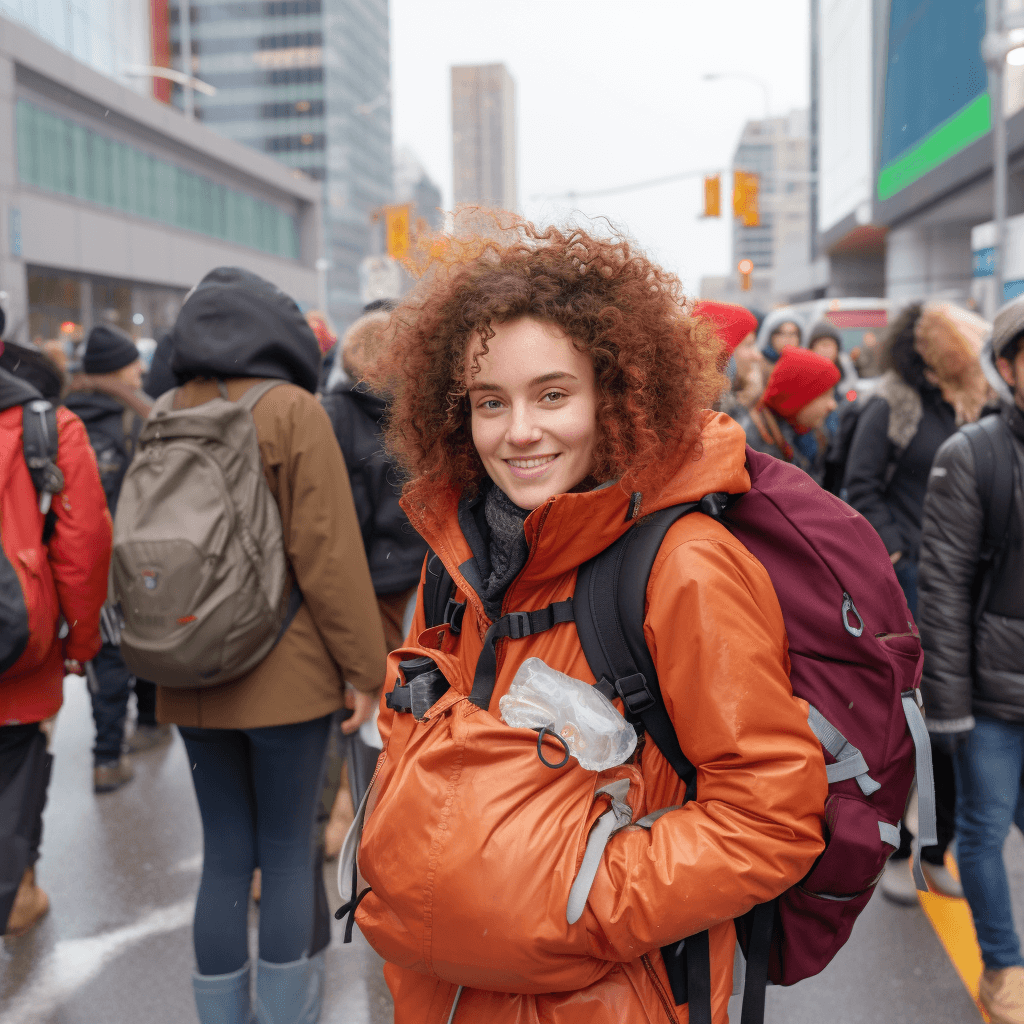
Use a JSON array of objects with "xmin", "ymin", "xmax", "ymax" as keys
[
  {"xmin": 818, "ymin": 0, "xmax": 874, "ymax": 234},
  {"xmin": 878, "ymin": 0, "xmax": 988, "ymax": 203}
]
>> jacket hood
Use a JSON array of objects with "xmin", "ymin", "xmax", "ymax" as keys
[
  {"xmin": 402, "ymin": 411, "xmax": 752, "ymax": 626},
  {"xmin": 333, "ymin": 379, "xmax": 387, "ymax": 424},
  {"xmin": 64, "ymin": 388, "xmax": 125, "ymax": 424},
  {"xmin": 757, "ymin": 309, "xmax": 803, "ymax": 362},
  {"xmin": 170, "ymin": 267, "xmax": 321, "ymax": 393}
]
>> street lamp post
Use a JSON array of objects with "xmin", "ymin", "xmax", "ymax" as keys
[
  {"xmin": 984, "ymin": 0, "xmax": 1008, "ymax": 305},
  {"xmin": 180, "ymin": 2, "xmax": 194, "ymax": 119}
]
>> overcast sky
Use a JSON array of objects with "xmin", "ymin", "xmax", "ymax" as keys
[{"xmin": 390, "ymin": 0, "xmax": 810, "ymax": 294}]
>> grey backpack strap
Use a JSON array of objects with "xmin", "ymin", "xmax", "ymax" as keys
[
  {"xmin": 149, "ymin": 388, "xmax": 179, "ymax": 418},
  {"xmin": 237, "ymin": 379, "xmax": 285, "ymax": 412}
]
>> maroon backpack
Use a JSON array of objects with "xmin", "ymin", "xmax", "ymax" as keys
[
  {"xmin": 572, "ymin": 448, "xmax": 934, "ymax": 1024},
  {"xmin": 421, "ymin": 447, "xmax": 934, "ymax": 1024}
]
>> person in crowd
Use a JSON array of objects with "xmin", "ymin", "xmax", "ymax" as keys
[
  {"xmin": 757, "ymin": 309, "xmax": 802, "ymax": 364},
  {"xmin": 0, "ymin": 339, "xmax": 66, "ymax": 401},
  {"xmin": 359, "ymin": 220, "xmax": 827, "ymax": 1024},
  {"xmin": 702, "ymin": 303, "xmax": 764, "ymax": 414},
  {"xmin": 732, "ymin": 346, "xmax": 839, "ymax": 483},
  {"xmin": 156, "ymin": 268, "xmax": 387, "ymax": 1024},
  {"xmin": 144, "ymin": 330, "xmax": 177, "ymax": 400},
  {"xmin": 318, "ymin": 309, "xmax": 429, "ymax": 855},
  {"xmin": 807, "ymin": 320, "xmax": 856, "ymax": 441},
  {"xmin": 306, "ymin": 311, "xmax": 338, "ymax": 393},
  {"xmin": 0, "ymin": 313, "xmax": 112, "ymax": 937},
  {"xmin": 844, "ymin": 301, "xmax": 993, "ymax": 905},
  {"xmin": 65, "ymin": 325, "xmax": 165, "ymax": 793},
  {"xmin": 918, "ymin": 298, "xmax": 1024, "ymax": 1024}
]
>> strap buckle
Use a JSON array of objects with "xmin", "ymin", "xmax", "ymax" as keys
[
  {"xmin": 615, "ymin": 673, "xmax": 656, "ymax": 714},
  {"xmin": 444, "ymin": 597, "xmax": 466, "ymax": 635},
  {"xmin": 504, "ymin": 611, "xmax": 532, "ymax": 640}
]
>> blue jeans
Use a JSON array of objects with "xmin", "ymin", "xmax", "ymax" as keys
[
  {"xmin": 179, "ymin": 715, "xmax": 332, "ymax": 975},
  {"xmin": 954, "ymin": 715, "xmax": 1024, "ymax": 970},
  {"xmin": 894, "ymin": 557, "xmax": 918, "ymax": 617},
  {"xmin": 89, "ymin": 642, "xmax": 158, "ymax": 764}
]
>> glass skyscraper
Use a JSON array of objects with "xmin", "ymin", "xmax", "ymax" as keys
[{"xmin": 169, "ymin": 0, "xmax": 392, "ymax": 328}]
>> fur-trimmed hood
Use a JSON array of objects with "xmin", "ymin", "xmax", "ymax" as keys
[{"xmin": 873, "ymin": 371, "xmax": 925, "ymax": 450}]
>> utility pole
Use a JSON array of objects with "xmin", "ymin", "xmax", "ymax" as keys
[{"xmin": 179, "ymin": 2, "xmax": 194, "ymax": 120}]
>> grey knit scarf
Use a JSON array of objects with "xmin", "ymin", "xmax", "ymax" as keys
[{"xmin": 480, "ymin": 485, "xmax": 530, "ymax": 617}]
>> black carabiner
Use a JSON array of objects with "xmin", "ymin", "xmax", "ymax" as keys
[{"xmin": 536, "ymin": 725, "xmax": 572, "ymax": 769}]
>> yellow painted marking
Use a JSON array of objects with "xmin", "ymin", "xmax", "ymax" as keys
[{"xmin": 916, "ymin": 855, "xmax": 989, "ymax": 1021}]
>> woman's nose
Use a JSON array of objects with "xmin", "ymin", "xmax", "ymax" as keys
[{"xmin": 506, "ymin": 405, "xmax": 542, "ymax": 445}]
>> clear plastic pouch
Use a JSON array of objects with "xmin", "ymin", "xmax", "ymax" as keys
[{"xmin": 498, "ymin": 657, "xmax": 637, "ymax": 771}]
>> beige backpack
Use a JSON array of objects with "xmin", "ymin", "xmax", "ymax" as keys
[{"xmin": 112, "ymin": 380, "xmax": 300, "ymax": 687}]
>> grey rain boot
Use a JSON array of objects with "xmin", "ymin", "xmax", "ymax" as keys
[
  {"xmin": 192, "ymin": 962, "xmax": 252, "ymax": 1024},
  {"xmin": 254, "ymin": 952, "xmax": 324, "ymax": 1024}
]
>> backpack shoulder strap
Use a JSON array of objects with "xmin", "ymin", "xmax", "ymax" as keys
[
  {"xmin": 422, "ymin": 548, "xmax": 462, "ymax": 634},
  {"xmin": 21, "ymin": 398, "xmax": 63, "ymax": 537},
  {"xmin": 574, "ymin": 500, "xmax": 722, "ymax": 794},
  {"xmin": 963, "ymin": 414, "xmax": 1016, "ymax": 564},
  {"xmin": 237, "ymin": 379, "xmax": 286, "ymax": 412}
]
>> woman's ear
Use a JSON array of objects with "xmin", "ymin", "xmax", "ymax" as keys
[{"xmin": 996, "ymin": 356, "xmax": 1016, "ymax": 390}]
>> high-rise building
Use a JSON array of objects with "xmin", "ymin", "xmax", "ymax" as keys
[
  {"xmin": 451, "ymin": 63, "xmax": 517, "ymax": 212},
  {"xmin": 0, "ymin": 0, "xmax": 151, "ymax": 93},
  {"xmin": 394, "ymin": 146, "xmax": 444, "ymax": 233},
  {"xmin": 167, "ymin": 0, "xmax": 392, "ymax": 328}
]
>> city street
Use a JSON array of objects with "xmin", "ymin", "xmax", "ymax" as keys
[{"xmin": 2, "ymin": 675, "xmax": 1020, "ymax": 1023}]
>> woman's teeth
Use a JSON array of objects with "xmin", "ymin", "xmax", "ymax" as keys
[{"xmin": 506, "ymin": 456, "xmax": 557, "ymax": 469}]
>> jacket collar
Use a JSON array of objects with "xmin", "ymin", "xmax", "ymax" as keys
[{"xmin": 401, "ymin": 411, "xmax": 752, "ymax": 626}]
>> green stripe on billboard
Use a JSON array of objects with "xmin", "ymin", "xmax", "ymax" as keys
[{"xmin": 877, "ymin": 93, "xmax": 991, "ymax": 201}]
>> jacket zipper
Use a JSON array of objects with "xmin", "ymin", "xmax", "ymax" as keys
[
  {"xmin": 493, "ymin": 500, "xmax": 556, "ymax": 679},
  {"xmin": 641, "ymin": 953, "xmax": 680, "ymax": 1024}
]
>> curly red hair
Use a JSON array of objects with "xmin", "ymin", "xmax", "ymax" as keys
[{"xmin": 366, "ymin": 216, "xmax": 725, "ymax": 505}]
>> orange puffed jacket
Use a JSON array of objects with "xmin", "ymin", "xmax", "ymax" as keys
[
  {"xmin": 368, "ymin": 411, "xmax": 829, "ymax": 1024},
  {"xmin": 0, "ymin": 404, "xmax": 111, "ymax": 725}
]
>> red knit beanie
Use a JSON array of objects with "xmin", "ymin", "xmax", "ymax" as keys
[
  {"xmin": 762, "ymin": 346, "xmax": 841, "ymax": 422},
  {"xmin": 693, "ymin": 301, "xmax": 758, "ymax": 355}
]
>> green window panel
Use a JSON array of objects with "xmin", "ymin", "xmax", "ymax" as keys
[{"xmin": 14, "ymin": 99, "xmax": 300, "ymax": 260}]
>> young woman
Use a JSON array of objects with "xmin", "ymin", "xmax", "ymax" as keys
[
  {"xmin": 362, "ymin": 222, "xmax": 827, "ymax": 1024},
  {"xmin": 157, "ymin": 268, "xmax": 387, "ymax": 1024}
]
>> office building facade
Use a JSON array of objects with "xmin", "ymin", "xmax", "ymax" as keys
[
  {"xmin": 165, "ymin": 0, "xmax": 392, "ymax": 328},
  {"xmin": 0, "ymin": 14, "xmax": 321, "ymax": 346},
  {"xmin": 451, "ymin": 63, "xmax": 517, "ymax": 212}
]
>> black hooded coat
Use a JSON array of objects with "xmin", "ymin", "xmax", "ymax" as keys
[
  {"xmin": 320, "ymin": 382, "xmax": 427, "ymax": 596},
  {"xmin": 171, "ymin": 267, "xmax": 321, "ymax": 392}
]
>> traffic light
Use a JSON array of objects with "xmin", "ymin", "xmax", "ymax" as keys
[
  {"xmin": 732, "ymin": 171, "xmax": 760, "ymax": 227},
  {"xmin": 385, "ymin": 204, "xmax": 411, "ymax": 259},
  {"xmin": 702, "ymin": 174, "xmax": 721, "ymax": 217},
  {"xmin": 738, "ymin": 259, "xmax": 753, "ymax": 291}
]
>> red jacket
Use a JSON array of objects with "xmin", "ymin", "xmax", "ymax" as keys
[{"xmin": 1, "ymin": 405, "xmax": 111, "ymax": 725}]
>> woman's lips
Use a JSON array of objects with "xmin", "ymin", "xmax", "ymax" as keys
[{"xmin": 504, "ymin": 454, "xmax": 559, "ymax": 479}]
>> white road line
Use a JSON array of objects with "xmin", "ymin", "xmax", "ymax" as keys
[{"xmin": 2, "ymin": 900, "xmax": 193, "ymax": 1024}]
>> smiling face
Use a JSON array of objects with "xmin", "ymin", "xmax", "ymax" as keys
[{"xmin": 466, "ymin": 318, "xmax": 598, "ymax": 510}]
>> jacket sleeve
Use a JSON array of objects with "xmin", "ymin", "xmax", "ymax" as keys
[
  {"xmin": 584, "ymin": 535, "xmax": 828, "ymax": 960},
  {"xmin": 844, "ymin": 397, "xmax": 903, "ymax": 555},
  {"xmin": 48, "ymin": 409, "xmax": 112, "ymax": 664},
  {"xmin": 279, "ymin": 395, "xmax": 388, "ymax": 694},
  {"xmin": 918, "ymin": 433, "xmax": 982, "ymax": 731}
]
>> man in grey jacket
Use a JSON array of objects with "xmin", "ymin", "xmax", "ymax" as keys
[{"xmin": 919, "ymin": 298, "xmax": 1024, "ymax": 1024}]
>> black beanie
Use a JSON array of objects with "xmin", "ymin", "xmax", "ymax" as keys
[{"xmin": 83, "ymin": 324, "xmax": 139, "ymax": 375}]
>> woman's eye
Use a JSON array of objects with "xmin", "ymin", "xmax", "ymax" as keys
[
  {"xmin": 542, "ymin": 391, "xmax": 564, "ymax": 403},
  {"xmin": 481, "ymin": 399, "xmax": 504, "ymax": 411}
]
